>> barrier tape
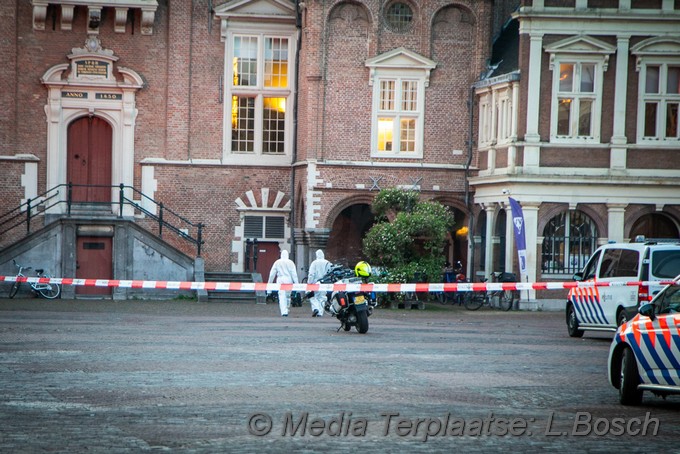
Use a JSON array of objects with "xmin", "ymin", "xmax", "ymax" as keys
[{"xmin": 0, "ymin": 276, "xmax": 677, "ymax": 293}]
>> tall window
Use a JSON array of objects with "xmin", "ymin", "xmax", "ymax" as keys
[
  {"xmin": 376, "ymin": 79, "xmax": 419, "ymax": 154},
  {"xmin": 546, "ymin": 36, "xmax": 614, "ymax": 144},
  {"xmin": 638, "ymin": 63, "xmax": 680, "ymax": 142},
  {"xmin": 542, "ymin": 210, "xmax": 598, "ymax": 275},
  {"xmin": 366, "ymin": 49, "xmax": 434, "ymax": 159},
  {"xmin": 227, "ymin": 33, "xmax": 293, "ymax": 159},
  {"xmin": 552, "ymin": 61, "xmax": 600, "ymax": 141}
]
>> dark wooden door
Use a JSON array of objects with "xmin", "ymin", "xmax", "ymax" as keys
[
  {"xmin": 76, "ymin": 236, "xmax": 112, "ymax": 295},
  {"xmin": 255, "ymin": 242, "xmax": 281, "ymax": 283},
  {"xmin": 67, "ymin": 117, "xmax": 112, "ymax": 202}
]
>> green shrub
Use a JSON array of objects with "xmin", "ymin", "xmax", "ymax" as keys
[{"xmin": 363, "ymin": 189, "xmax": 454, "ymax": 283}]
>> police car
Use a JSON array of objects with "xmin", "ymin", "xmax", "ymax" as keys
[
  {"xmin": 566, "ymin": 239, "xmax": 680, "ymax": 337},
  {"xmin": 608, "ymin": 276, "xmax": 680, "ymax": 405}
]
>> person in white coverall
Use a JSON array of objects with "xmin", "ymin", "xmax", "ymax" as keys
[
  {"xmin": 307, "ymin": 249, "xmax": 331, "ymax": 317},
  {"xmin": 267, "ymin": 249, "xmax": 299, "ymax": 316}
]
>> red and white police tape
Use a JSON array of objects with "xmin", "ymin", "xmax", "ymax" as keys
[{"xmin": 1, "ymin": 275, "xmax": 678, "ymax": 293}]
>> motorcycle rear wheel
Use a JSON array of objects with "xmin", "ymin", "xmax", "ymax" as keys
[{"xmin": 356, "ymin": 310, "xmax": 369, "ymax": 334}]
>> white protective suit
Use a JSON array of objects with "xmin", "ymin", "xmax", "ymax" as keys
[
  {"xmin": 307, "ymin": 249, "xmax": 331, "ymax": 317},
  {"xmin": 267, "ymin": 249, "xmax": 299, "ymax": 316}
]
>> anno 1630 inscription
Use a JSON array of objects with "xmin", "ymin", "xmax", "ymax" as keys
[{"xmin": 75, "ymin": 59, "xmax": 109, "ymax": 78}]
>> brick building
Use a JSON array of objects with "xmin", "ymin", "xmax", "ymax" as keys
[
  {"xmin": 0, "ymin": 0, "xmax": 678, "ymax": 301},
  {"xmin": 472, "ymin": 0, "xmax": 680, "ymax": 302}
]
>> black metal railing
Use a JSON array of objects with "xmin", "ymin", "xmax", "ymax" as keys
[
  {"xmin": 0, "ymin": 183, "xmax": 204, "ymax": 256},
  {"xmin": 541, "ymin": 236, "xmax": 595, "ymax": 275}
]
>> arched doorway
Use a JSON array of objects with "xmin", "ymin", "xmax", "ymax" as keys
[
  {"xmin": 444, "ymin": 207, "xmax": 469, "ymax": 270},
  {"xmin": 326, "ymin": 204, "xmax": 375, "ymax": 266},
  {"xmin": 67, "ymin": 116, "xmax": 112, "ymax": 203},
  {"xmin": 630, "ymin": 213, "xmax": 679, "ymax": 240}
]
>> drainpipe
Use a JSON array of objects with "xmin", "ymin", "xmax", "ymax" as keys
[{"xmin": 290, "ymin": 0, "xmax": 302, "ymax": 262}]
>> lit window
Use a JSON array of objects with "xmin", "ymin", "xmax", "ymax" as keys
[
  {"xmin": 366, "ymin": 48, "xmax": 434, "ymax": 159},
  {"xmin": 226, "ymin": 33, "xmax": 294, "ymax": 159},
  {"xmin": 375, "ymin": 79, "xmax": 420, "ymax": 154},
  {"xmin": 545, "ymin": 36, "xmax": 614, "ymax": 144},
  {"xmin": 552, "ymin": 62, "xmax": 598, "ymax": 140}
]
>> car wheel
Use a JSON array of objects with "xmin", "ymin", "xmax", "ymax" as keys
[
  {"xmin": 616, "ymin": 309, "xmax": 628, "ymax": 327},
  {"xmin": 619, "ymin": 346, "xmax": 643, "ymax": 406},
  {"xmin": 567, "ymin": 304, "xmax": 584, "ymax": 338}
]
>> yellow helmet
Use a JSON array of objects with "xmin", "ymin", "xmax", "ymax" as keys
[{"xmin": 354, "ymin": 261, "xmax": 372, "ymax": 277}]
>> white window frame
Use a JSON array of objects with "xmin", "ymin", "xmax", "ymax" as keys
[
  {"xmin": 549, "ymin": 57, "xmax": 605, "ymax": 144},
  {"xmin": 478, "ymin": 92, "xmax": 493, "ymax": 147},
  {"xmin": 222, "ymin": 25, "xmax": 297, "ymax": 165},
  {"xmin": 634, "ymin": 58, "xmax": 680, "ymax": 144},
  {"xmin": 545, "ymin": 36, "xmax": 614, "ymax": 145},
  {"xmin": 366, "ymin": 48, "xmax": 435, "ymax": 159},
  {"xmin": 372, "ymin": 77, "xmax": 423, "ymax": 156}
]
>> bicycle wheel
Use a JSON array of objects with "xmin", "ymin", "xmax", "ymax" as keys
[
  {"xmin": 498, "ymin": 290, "xmax": 514, "ymax": 311},
  {"xmin": 464, "ymin": 292, "xmax": 484, "ymax": 311},
  {"xmin": 9, "ymin": 281, "xmax": 20, "ymax": 298},
  {"xmin": 38, "ymin": 282, "xmax": 61, "ymax": 299}
]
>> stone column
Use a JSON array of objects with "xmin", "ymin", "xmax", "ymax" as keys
[
  {"xmin": 484, "ymin": 205, "xmax": 496, "ymax": 281},
  {"xmin": 607, "ymin": 203, "xmax": 627, "ymax": 243},
  {"xmin": 523, "ymin": 33, "xmax": 544, "ymax": 171},
  {"xmin": 611, "ymin": 36, "xmax": 630, "ymax": 170},
  {"xmin": 521, "ymin": 203, "xmax": 541, "ymax": 302},
  {"xmin": 504, "ymin": 203, "xmax": 515, "ymax": 274}
]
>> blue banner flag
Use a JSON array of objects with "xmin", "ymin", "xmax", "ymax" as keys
[{"xmin": 508, "ymin": 197, "xmax": 527, "ymax": 276}]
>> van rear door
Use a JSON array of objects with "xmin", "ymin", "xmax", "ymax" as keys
[{"xmin": 647, "ymin": 247, "xmax": 680, "ymax": 300}]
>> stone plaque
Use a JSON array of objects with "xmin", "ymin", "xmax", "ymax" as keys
[
  {"xmin": 96, "ymin": 93, "xmax": 122, "ymax": 100},
  {"xmin": 76, "ymin": 59, "xmax": 109, "ymax": 77},
  {"xmin": 62, "ymin": 91, "xmax": 88, "ymax": 99}
]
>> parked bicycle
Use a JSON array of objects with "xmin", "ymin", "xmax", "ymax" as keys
[
  {"xmin": 464, "ymin": 272, "xmax": 517, "ymax": 311},
  {"xmin": 8, "ymin": 260, "xmax": 61, "ymax": 299}
]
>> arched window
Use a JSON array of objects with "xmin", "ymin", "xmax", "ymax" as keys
[{"xmin": 542, "ymin": 210, "xmax": 598, "ymax": 275}]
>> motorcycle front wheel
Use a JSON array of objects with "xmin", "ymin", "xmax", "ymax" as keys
[{"xmin": 356, "ymin": 310, "xmax": 369, "ymax": 334}]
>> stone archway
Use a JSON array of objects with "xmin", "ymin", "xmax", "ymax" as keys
[
  {"xmin": 326, "ymin": 203, "xmax": 375, "ymax": 267},
  {"xmin": 630, "ymin": 213, "xmax": 680, "ymax": 240}
]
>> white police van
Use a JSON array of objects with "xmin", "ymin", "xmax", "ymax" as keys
[{"xmin": 566, "ymin": 238, "xmax": 680, "ymax": 337}]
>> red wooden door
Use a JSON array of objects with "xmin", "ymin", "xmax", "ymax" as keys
[
  {"xmin": 76, "ymin": 236, "xmax": 112, "ymax": 295},
  {"xmin": 67, "ymin": 117, "xmax": 112, "ymax": 202},
  {"xmin": 255, "ymin": 242, "xmax": 282, "ymax": 283}
]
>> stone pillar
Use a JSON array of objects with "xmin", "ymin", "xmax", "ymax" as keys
[
  {"xmin": 611, "ymin": 36, "xmax": 630, "ymax": 170},
  {"xmin": 484, "ymin": 205, "xmax": 496, "ymax": 281},
  {"xmin": 521, "ymin": 203, "xmax": 540, "ymax": 302},
  {"xmin": 607, "ymin": 203, "xmax": 627, "ymax": 243},
  {"xmin": 523, "ymin": 33, "xmax": 544, "ymax": 171},
  {"xmin": 504, "ymin": 203, "xmax": 515, "ymax": 274}
]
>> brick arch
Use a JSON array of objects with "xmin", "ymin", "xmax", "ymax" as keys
[
  {"xmin": 431, "ymin": 3, "xmax": 476, "ymax": 40},
  {"xmin": 234, "ymin": 188, "xmax": 290, "ymax": 211},
  {"xmin": 625, "ymin": 206, "xmax": 680, "ymax": 240},
  {"xmin": 538, "ymin": 203, "xmax": 606, "ymax": 240},
  {"xmin": 323, "ymin": 193, "xmax": 376, "ymax": 230},
  {"xmin": 328, "ymin": 1, "xmax": 373, "ymax": 36}
]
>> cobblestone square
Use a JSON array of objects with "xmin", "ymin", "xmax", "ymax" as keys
[{"xmin": 0, "ymin": 298, "xmax": 678, "ymax": 452}]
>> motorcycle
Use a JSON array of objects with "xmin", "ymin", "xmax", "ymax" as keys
[{"xmin": 308, "ymin": 264, "xmax": 377, "ymax": 334}]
